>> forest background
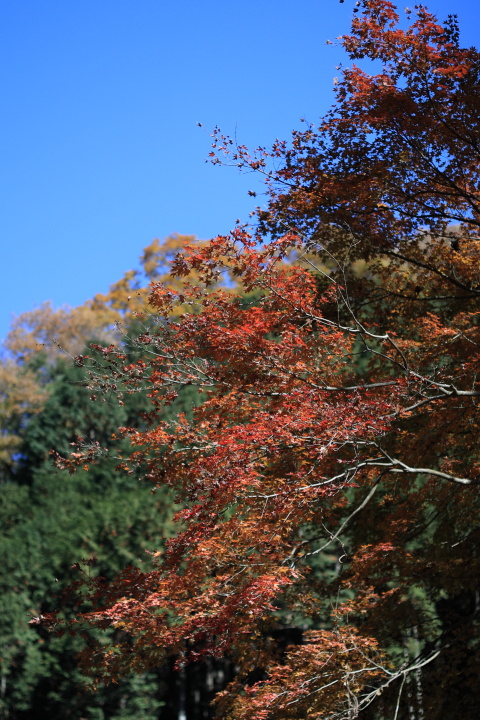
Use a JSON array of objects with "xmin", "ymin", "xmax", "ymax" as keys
[{"xmin": 2, "ymin": 232, "xmax": 235, "ymax": 718}]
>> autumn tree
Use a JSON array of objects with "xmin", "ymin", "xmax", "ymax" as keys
[{"xmin": 47, "ymin": 3, "xmax": 480, "ymax": 719}]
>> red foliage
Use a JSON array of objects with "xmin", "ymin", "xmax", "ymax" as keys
[{"xmin": 48, "ymin": 3, "xmax": 480, "ymax": 717}]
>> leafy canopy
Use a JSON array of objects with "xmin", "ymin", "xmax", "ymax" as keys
[{"xmin": 46, "ymin": 3, "xmax": 480, "ymax": 719}]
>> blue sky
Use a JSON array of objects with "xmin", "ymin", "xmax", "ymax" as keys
[{"xmin": 1, "ymin": 0, "xmax": 479, "ymax": 344}]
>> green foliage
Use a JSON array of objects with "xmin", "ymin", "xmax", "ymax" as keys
[
  {"xmin": 0, "ymin": 351, "xmax": 178, "ymax": 719},
  {"xmin": 0, "ymin": 235, "xmax": 232, "ymax": 718}
]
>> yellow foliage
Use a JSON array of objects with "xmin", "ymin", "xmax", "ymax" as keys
[
  {"xmin": 0, "ymin": 360, "xmax": 47, "ymax": 469},
  {"xmin": 5, "ymin": 234, "xmax": 204, "ymax": 361}
]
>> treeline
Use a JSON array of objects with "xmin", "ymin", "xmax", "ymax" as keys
[{"xmin": 0, "ymin": 235, "xmax": 215, "ymax": 719}]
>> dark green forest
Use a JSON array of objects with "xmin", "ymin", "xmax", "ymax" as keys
[{"xmin": 0, "ymin": 237, "xmax": 225, "ymax": 719}]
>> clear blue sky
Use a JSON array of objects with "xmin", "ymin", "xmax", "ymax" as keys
[{"xmin": 1, "ymin": 0, "xmax": 479, "ymax": 343}]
